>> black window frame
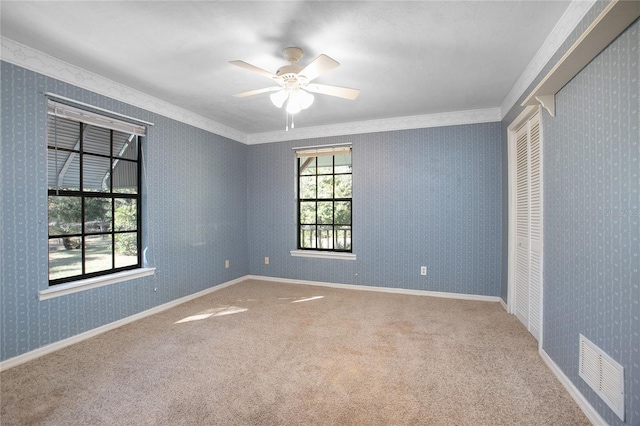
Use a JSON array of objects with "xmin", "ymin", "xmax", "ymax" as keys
[
  {"xmin": 297, "ymin": 149, "xmax": 352, "ymax": 252},
  {"xmin": 47, "ymin": 106, "xmax": 143, "ymax": 286}
]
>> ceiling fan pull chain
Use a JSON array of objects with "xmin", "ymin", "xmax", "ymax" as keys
[
  {"xmin": 285, "ymin": 111, "xmax": 289, "ymax": 131},
  {"xmin": 291, "ymin": 114, "xmax": 295, "ymax": 129}
]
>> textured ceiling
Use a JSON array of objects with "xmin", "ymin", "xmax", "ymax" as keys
[{"xmin": 1, "ymin": 1, "xmax": 572, "ymax": 136}]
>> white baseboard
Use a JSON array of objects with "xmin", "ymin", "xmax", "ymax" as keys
[
  {"xmin": 0, "ymin": 275, "xmax": 247, "ymax": 372},
  {"xmin": 539, "ymin": 348, "xmax": 608, "ymax": 426},
  {"xmin": 247, "ymin": 275, "xmax": 502, "ymax": 303},
  {"xmin": 499, "ymin": 298, "xmax": 508, "ymax": 311}
]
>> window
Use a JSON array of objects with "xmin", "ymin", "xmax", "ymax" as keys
[
  {"xmin": 297, "ymin": 146, "xmax": 352, "ymax": 252},
  {"xmin": 47, "ymin": 101, "xmax": 145, "ymax": 285}
]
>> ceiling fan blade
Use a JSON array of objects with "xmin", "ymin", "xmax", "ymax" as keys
[
  {"xmin": 229, "ymin": 60, "xmax": 281, "ymax": 81},
  {"xmin": 305, "ymin": 83, "xmax": 360, "ymax": 100},
  {"xmin": 232, "ymin": 86, "xmax": 282, "ymax": 98},
  {"xmin": 298, "ymin": 54, "xmax": 340, "ymax": 82}
]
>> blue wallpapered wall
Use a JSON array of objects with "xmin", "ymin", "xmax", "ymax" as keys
[
  {"xmin": 542, "ymin": 21, "xmax": 639, "ymax": 425},
  {"xmin": 247, "ymin": 124, "xmax": 502, "ymax": 296},
  {"xmin": 0, "ymin": 61, "xmax": 249, "ymax": 362}
]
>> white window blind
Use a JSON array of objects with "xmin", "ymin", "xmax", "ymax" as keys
[
  {"xmin": 295, "ymin": 146, "xmax": 351, "ymax": 158},
  {"xmin": 47, "ymin": 101, "xmax": 146, "ymax": 137}
]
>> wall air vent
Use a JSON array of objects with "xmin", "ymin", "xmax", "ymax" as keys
[{"xmin": 579, "ymin": 334, "xmax": 625, "ymax": 421}]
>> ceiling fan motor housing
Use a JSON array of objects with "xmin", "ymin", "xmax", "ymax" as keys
[
  {"xmin": 276, "ymin": 65, "xmax": 308, "ymax": 87},
  {"xmin": 278, "ymin": 47, "xmax": 307, "ymax": 85},
  {"xmin": 277, "ymin": 65, "xmax": 303, "ymax": 79}
]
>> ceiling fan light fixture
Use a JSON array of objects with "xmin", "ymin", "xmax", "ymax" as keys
[
  {"xmin": 286, "ymin": 98, "xmax": 302, "ymax": 114},
  {"xmin": 270, "ymin": 90, "xmax": 289, "ymax": 108},
  {"xmin": 285, "ymin": 89, "xmax": 314, "ymax": 114},
  {"xmin": 298, "ymin": 89, "xmax": 314, "ymax": 110}
]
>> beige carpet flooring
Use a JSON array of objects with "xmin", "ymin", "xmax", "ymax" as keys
[{"xmin": 1, "ymin": 279, "xmax": 589, "ymax": 425}]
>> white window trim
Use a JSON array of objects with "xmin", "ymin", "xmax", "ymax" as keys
[
  {"xmin": 290, "ymin": 250, "xmax": 356, "ymax": 260},
  {"xmin": 38, "ymin": 267, "xmax": 156, "ymax": 301}
]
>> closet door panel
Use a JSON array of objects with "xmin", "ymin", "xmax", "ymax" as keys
[
  {"xmin": 514, "ymin": 124, "xmax": 530, "ymax": 328},
  {"xmin": 528, "ymin": 114, "xmax": 542, "ymax": 341}
]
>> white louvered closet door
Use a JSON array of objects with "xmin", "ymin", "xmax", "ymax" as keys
[
  {"xmin": 514, "ymin": 112, "xmax": 543, "ymax": 342},
  {"xmin": 528, "ymin": 113, "xmax": 542, "ymax": 341},
  {"xmin": 514, "ymin": 122, "xmax": 530, "ymax": 330}
]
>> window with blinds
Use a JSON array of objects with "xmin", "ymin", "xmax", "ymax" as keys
[
  {"xmin": 47, "ymin": 100, "xmax": 145, "ymax": 285},
  {"xmin": 296, "ymin": 146, "xmax": 352, "ymax": 252}
]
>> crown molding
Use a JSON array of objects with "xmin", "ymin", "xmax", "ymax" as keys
[
  {"xmin": 500, "ymin": 0, "xmax": 596, "ymax": 118},
  {"xmin": 1, "ymin": 37, "xmax": 248, "ymax": 144},
  {"xmin": 246, "ymin": 108, "xmax": 502, "ymax": 144}
]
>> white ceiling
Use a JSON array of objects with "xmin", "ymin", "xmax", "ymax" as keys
[{"xmin": 1, "ymin": 1, "xmax": 576, "ymax": 140}]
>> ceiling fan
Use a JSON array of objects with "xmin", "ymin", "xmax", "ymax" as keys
[{"xmin": 230, "ymin": 47, "xmax": 360, "ymax": 118}]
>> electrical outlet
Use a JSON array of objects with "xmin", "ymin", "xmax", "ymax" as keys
[
  {"xmin": 264, "ymin": 257, "xmax": 269, "ymax": 265},
  {"xmin": 225, "ymin": 260, "xmax": 229, "ymax": 269},
  {"xmin": 420, "ymin": 266, "xmax": 427, "ymax": 276}
]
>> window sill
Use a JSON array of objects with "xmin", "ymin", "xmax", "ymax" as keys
[
  {"xmin": 38, "ymin": 267, "xmax": 156, "ymax": 301},
  {"xmin": 290, "ymin": 250, "xmax": 356, "ymax": 260}
]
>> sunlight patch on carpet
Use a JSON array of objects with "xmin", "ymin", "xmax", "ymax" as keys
[
  {"xmin": 174, "ymin": 306, "xmax": 248, "ymax": 323},
  {"xmin": 292, "ymin": 296, "xmax": 324, "ymax": 303}
]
